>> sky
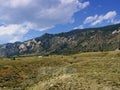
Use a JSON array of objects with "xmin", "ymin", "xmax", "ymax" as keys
[{"xmin": 0, "ymin": 0, "xmax": 120, "ymax": 44}]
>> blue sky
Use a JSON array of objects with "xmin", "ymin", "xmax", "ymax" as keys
[{"xmin": 0, "ymin": 0, "xmax": 120, "ymax": 44}]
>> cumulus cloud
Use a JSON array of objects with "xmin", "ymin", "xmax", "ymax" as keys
[
  {"xmin": 0, "ymin": 0, "xmax": 90, "ymax": 28},
  {"xmin": 0, "ymin": 24, "xmax": 29, "ymax": 43},
  {"xmin": 84, "ymin": 11, "xmax": 117, "ymax": 26},
  {"xmin": 0, "ymin": 0, "xmax": 89, "ymax": 43}
]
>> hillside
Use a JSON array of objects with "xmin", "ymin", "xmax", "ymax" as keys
[
  {"xmin": 0, "ymin": 23, "xmax": 120, "ymax": 57},
  {"xmin": 0, "ymin": 51, "xmax": 120, "ymax": 89}
]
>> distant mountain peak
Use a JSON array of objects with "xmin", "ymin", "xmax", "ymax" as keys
[{"xmin": 0, "ymin": 23, "xmax": 120, "ymax": 57}]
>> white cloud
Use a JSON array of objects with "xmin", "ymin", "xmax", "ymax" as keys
[
  {"xmin": 0, "ymin": 24, "xmax": 29, "ymax": 43},
  {"xmin": 0, "ymin": 0, "xmax": 90, "ymax": 29},
  {"xmin": 79, "ymin": 1, "xmax": 89, "ymax": 9},
  {"xmin": 74, "ymin": 25, "xmax": 84, "ymax": 29},
  {"xmin": 0, "ymin": 0, "xmax": 89, "ymax": 43},
  {"xmin": 104, "ymin": 11, "xmax": 117, "ymax": 19},
  {"xmin": 84, "ymin": 11, "xmax": 117, "ymax": 26},
  {"xmin": 74, "ymin": 11, "xmax": 119, "ymax": 30},
  {"xmin": 9, "ymin": 0, "xmax": 32, "ymax": 8},
  {"xmin": 84, "ymin": 15, "xmax": 98, "ymax": 24},
  {"xmin": 91, "ymin": 15, "xmax": 104, "ymax": 26}
]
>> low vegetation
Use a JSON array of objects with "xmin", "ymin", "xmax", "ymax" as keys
[{"xmin": 0, "ymin": 51, "xmax": 120, "ymax": 90}]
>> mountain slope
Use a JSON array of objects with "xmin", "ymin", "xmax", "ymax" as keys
[{"xmin": 0, "ymin": 24, "xmax": 120, "ymax": 57}]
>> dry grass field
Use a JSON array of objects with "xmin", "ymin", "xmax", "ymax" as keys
[{"xmin": 0, "ymin": 51, "xmax": 120, "ymax": 90}]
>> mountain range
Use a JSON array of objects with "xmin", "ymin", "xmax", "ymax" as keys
[{"xmin": 0, "ymin": 23, "xmax": 120, "ymax": 57}]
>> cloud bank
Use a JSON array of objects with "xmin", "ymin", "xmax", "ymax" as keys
[{"xmin": 0, "ymin": 0, "xmax": 89, "ymax": 43}]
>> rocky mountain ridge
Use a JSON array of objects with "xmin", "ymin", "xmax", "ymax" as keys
[{"xmin": 0, "ymin": 23, "xmax": 120, "ymax": 57}]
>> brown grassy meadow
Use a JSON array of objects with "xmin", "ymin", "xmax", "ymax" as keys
[{"xmin": 0, "ymin": 51, "xmax": 120, "ymax": 90}]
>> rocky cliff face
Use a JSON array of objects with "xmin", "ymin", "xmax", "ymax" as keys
[{"xmin": 0, "ymin": 24, "xmax": 120, "ymax": 57}]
